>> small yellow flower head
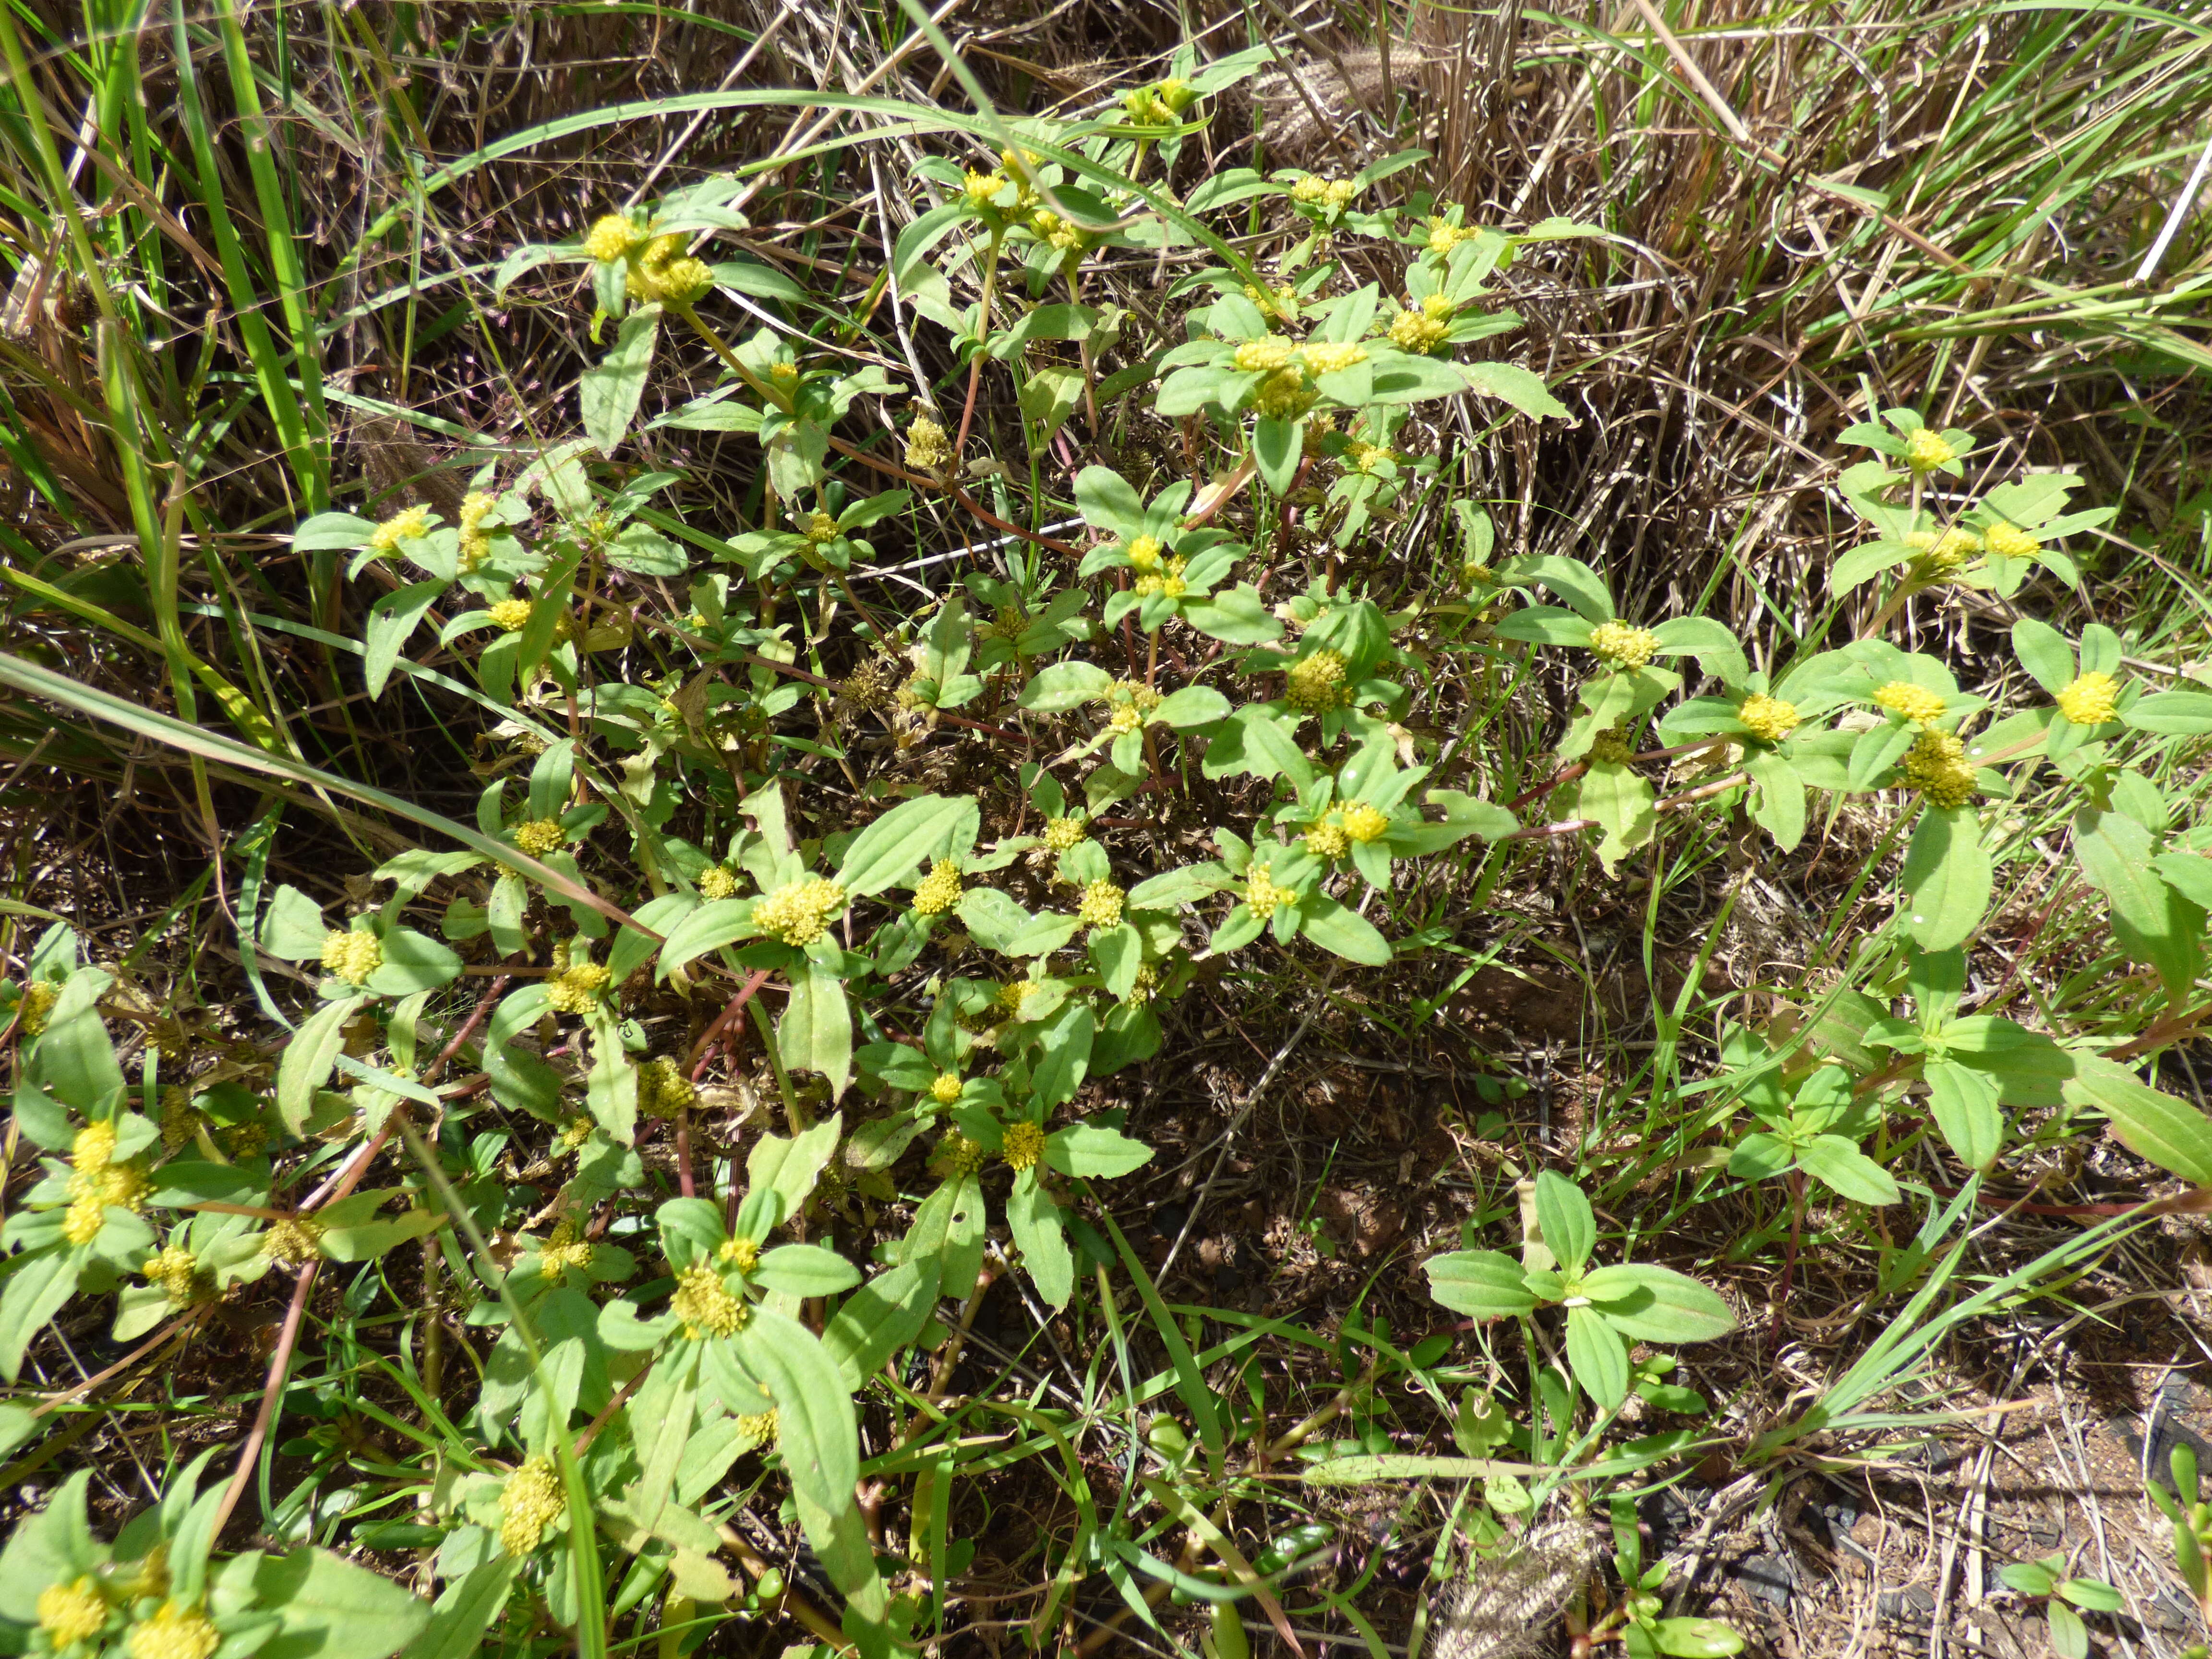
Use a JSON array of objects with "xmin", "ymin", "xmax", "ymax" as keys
[
  {"xmin": 1984, "ymin": 520, "xmax": 2043, "ymax": 561},
  {"xmin": 367, "ymin": 505, "xmax": 434, "ymax": 553},
  {"xmin": 1108, "ymin": 705, "xmax": 1144, "ymax": 735},
  {"xmin": 123, "ymin": 1599, "xmax": 218, "ymax": 1659},
  {"xmin": 1903, "ymin": 429, "xmax": 1956, "ymax": 472},
  {"xmin": 912, "ymin": 859, "xmax": 964, "ymax": 916},
  {"xmin": 62, "ymin": 1194, "xmax": 106, "ymax": 1246},
  {"xmin": 557, "ymin": 1115, "xmax": 595, "ymax": 1153},
  {"xmin": 1252, "ymin": 365, "xmax": 1315, "ymax": 421},
  {"xmin": 143, "ymin": 1246, "xmax": 202, "ymax": 1306},
  {"xmin": 1426, "ymin": 216, "xmax": 1478, "ymax": 254},
  {"xmin": 936, "ymin": 1132, "xmax": 986, "ymax": 1176},
  {"xmin": 1285, "ymin": 649, "xmax": 1352, "ymax": 713},
  {"xmin": 321, "ymin": 928, "xmax": 382, "ymax": 987},
  {"xmin": 546, "ymin": 961, "xmax": 613, "ymax": 1016},
  {"xmin": 1421, "ymin": 292, "xmax": 1457, "ymax": 323},
  {"xmin": 1290, "ymin": 175, "xmax": 1356, "ymax": 209},
  {"xmin": 637, "ymin": 1055, "xmax": 697, "ymax": 1118},
  {"xmin": 498, "ymin": 1457, "xmax": 565, "ymax": 1556},
  {"xmin": 671, "ymin": 1263, "xmax": 746, "ymax": 1339},
  {"xmin": 734, "ymin": 1407, "xmax": 779, "ymax": 1444},
  {"xmin": 1111, "ymin": 679, "xmax": 1164, "ymax": 715},
  {"xmin": 1125, "ymin": 534, "xmax": 1166, "ymax": 571},
  {"xmin": 459, "ymin": 492, "xmax": 497, "ymax": 536},
  {"xmin": 698, "ymin": 865, "xmax": 739, "ymax": 901},
  {"xmin": 768, "ymin": 361, "xmax": 800, "ymax": 387},
  {"xmin": 1126, "ymin": 962, "xmax": 1161, "ymax": 1005},
  {"xmin": 802, "ymin": 511, "xmax": 841, "ymax": 546},
  {"xmin": 1043, "ymin": 815, "xmax": 1087, "ymax": 852},
  {"xmin": 1873, "ymin": 681, "xmax": 1948, "ymax": 724},
  {"xmin": 1244, "ymin": 862, "xmax": 1291, "ymax": 919},
  {"xmin": 73, "ymin": 1120, "xmax": 117, "ymax": 1176},
  {"xmin": 37, "ymin": 1575, "xmax": 108, "ymax": 1647},
  {"xmin": 906, "ymin": 415, "xmax": 953, "ymax": 473},
  {"xmin": 584, "ymin": 215, "xmax": 641, "ymax": 263},
  {"xmin": 1298, "ymin": 341, "xmax": 1369, "ymax": 376},
  {"xmin": 930, "ymin": 1071, "xmax": 964, "ymax": 1105},
  {"xmin": 655, "ymin": 257, "xmax": 715, "ymax": 304},
  {"xmin": 962, "ymin": 170, "xmax": 1010, "ymax": 213},
  {"xmin": 70, "ymin": 1161, "xmax": 146, "ymax": 1213},
  {"xmin": 488, "ymin": 597, "xmax": 534, "ymax": 632},
  {"xmin": 513, "ymin": 817, "xmax": 566, "ymax": 857},
  {"xmin": 227, "ymin": 1121, "xmax": 269, "ymax": 1159},
  {"xmin": 1078, "ymin": 879, "xmax": 1126, "ymax": 929},
  {"xmin": 263, "ymin": 1216, "xmax": 325, "ymax": 1266},
  {"xmin": 2056, "ymin": 671, "xmax": 2119, "ymax": 726},
  {"xmin": 1343, "ymin": 804, "xmax": 1391, "ymax": 844},
  {"xmin": 1587, "ymin": 621, "xmax": 1659, "ymax": 670},
  {"xmin": 1304, "ymin": 819, "xmax": 1350, "ymax": 859},
  {"xmin": 751, "ymin": 878, "xmax": 847, "ymax": 947},
  {"xmin": 1388, "ymin": 309, "xmax": 1448, "ymax": 354},
  {"xmin": 1906, "ymin": 526, "xmax": 1981, "ymax": 571},
  {"xmin": 717, "ymin": 1235, "xmax": 759, "ymax": 1272},
  {"xmin": 1344, "ymin": 440, "xmax": 1395, "ymax": 475},
  {"xmin": 1587, "ymin": 728, "xmax": 1635, "ymax": 766},
  {"xmin": 1233, "ymin": 337, "xmax": 1296, "ymax": 374},
  {"xmin": 1899, "ymin": 728, "xmax": 1978, "ymax": 810},
  {"xmin": 1002, "ymin": 1119, "xmax": 1046, "ymax": 1171},
  {"xmin": 17, "ymin": 978, "xmax": 60, "ymax": 1035},
  {"xmin": 1737, "ymin": 694, "xmax": 1801, "ymax": 743},
  {"xmin": 538, "ymin": 1220, "xmax": 594, "ymax": 1277}
]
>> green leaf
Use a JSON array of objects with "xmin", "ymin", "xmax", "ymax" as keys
[
  {"xmin": 1899, "ymin": 805, "xmax": 1990, "ymax": 951},
  {"xmin": 1154, "ymin": 685, "xmax": 1230, "ymax": 728},
  {"xmin": 1458, "ymin": 360, "xmax": 1566, "ymax": 420},
  {"xmin": 1181, "ymin": 584, "xmax": 1282, "ymax": 644},
  {"xmin": 1423, "ymin": 1250, "xmax": 1538, "ymax": 1319},
  {"xmin": 251, "ymin": 1546, "xmax": 432, "ymax": 1659},
  {"xmin": 2076, "ymin": 803, "xmax": 2200, "ymax": 1003},
  {"xmin": 1650, "ymin": 1617, "xmax": 1746, "ymax": 1658},
  {"xmin": 1074, "ymin": 466, "xmax": 1146, "ymax": 537},
  {"xmin": 1007, "ymin": 1174, "xmax": 1074, "ymax": 1310},
  {"xmin": 1045, "ymin": 1120, "xmax": 1153, "ymax": 1178},
  {"xmin": 260, "ymin": 884, "xmax": 330, "ymax": 959},
  {"xmin": 2010, "ymin": 618, "xmax": 2076, "ymax": 695},
  {"xmin": 2121, "ymin": 690, "xmax": 2212, "ymax": 734},
  {"xmin": 754, "ymin": 1243, "xmax": 863, "ymax": 1297},
  {"xmin": 1295, "ymin": 893, "xmax": 1391, "ymax": 965},
  {"xmin": 1089, "ymin": 923, "xmax": 1142, "ymax": 1001},
  {"xmin": 1253, "ymin": 416, "xmax": 1302, "ymax": 495},
  {"xmin": 580, "ymin": 305, "xmax": 661, "ymax": 455},
  {"xmin": 28, "ymin": 977, "xmax": 122, "ymax": 1113},
  {"xmin": 2064, "ymin": 1055, "xmax": 2212, "ymax": 1185},
  {"xmin": 733, "ymin": 1308, "xmax": 859, "ymax": 1519},
  {"xmin": 655, "ymin": 899, "xmax": 753, "ymax": 979},
  {"xmin": 1923, "ymin": 1059, "xmax": 2004, "ymax": 1171},
  {"xmin": 2057, "ymin": 1578, "xmax": 2124, "ymax": 1614},
  {"xmin": 294, "ymin": 511, "xmax": 378, "ymax": 552},
  {"xmin": 363, "ymin": 580, "xmax": 445, "ymax": 699},
  {"xmin": 1513, "ymin": 556, "xmax": 1614, "ymax": 623},
  {"xmin": 1565, "ymin": 1304, "xmax": 1629, "ymax": 1409},
  {"xmin": 276, "ymin": 996, "xmax": 365, "ymax": 1137},
  {"xmin": 1577, "ymin": 1263, "xmax": 1737, "ymax": 1342},
  {"xmin": 1533, "ymin": 1171, "xmax": 1595, "ymax": 1274},
  {"xmin": 1030, "ymin": 1002, "xmax": 1094, "ymax": 1108},
  {"xmin": 365, "ymin": 928, "xmax": 463, "ymax": 997},
  {"xmin": 823, "ymin": 1257, "xmax": 940, "ymax": 1390},
  {"xmin": 779, "ymin": 963, "xmax": 851, "ymax": 1097},
  {"xmin": 1745, "ymin": 747, "xmax": 1805, "ymax": 851},
  {"xmin": 0, "ymin": 1245, "xmax": 84, "ymax": 1383},
  {"xmin": 2046, "ymin": 1600, "xmax": 2088, "ymax": 1659},
  {"xmin": 1796, "ymin": 1135, "xmax": 1900, "ymax": 1205},
  {"xmin": 837, "ymin": 794, "xmax": 980, "ymax": 895}
]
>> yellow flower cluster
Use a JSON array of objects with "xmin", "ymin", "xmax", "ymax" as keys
[
  {"xmin": 1043, "ymin": 815, "xmax": 1088, "ymax": 852},
  {"xmin": 1899, "ymin": 729, "xmax": 1978, "ymax": 809},
  {"xmin": 538, "ymin": 1219, "xmax": 594, "ymax": 1277},
  {"xmin": 546, "ymin": 959, "xmax": 612, "ymax": 1015},
  {"xmin": 1252, "ymin": 365, "xmax": 1317, "ymax": 421},
  {"xmin": 513, "ymin": 817, "xmax": 565, "ymax": 856},
  {"xmin": 1002, "ymin": 1119, "xmax": 1046, "ymax": 1171},
  {"xmin": 930, "ymin": 1072, "xmax": 964, "ymax": 1104},
  {"xmin": 1343, "ymin": 803, "xmax": 1390, "ymax": 843},
  {"xmin": 1737, "ymin": 694, "xmax": 1801, "ymax": 743},
  {"xmin": 498, "ymin": 1457, "xmax": 565, "ymax": 1555},
  {"xmin": 1077, "ymin": 880, "xmax": 1125, "ymax": 928},
  {"xmin": 1905, "ymin": 526, "xmax": 1980, "ymax": 571},
  {"xmin": 802, "ymin": 511, "xmax": 840, "ymax": 545},
  {"xmin": 321, "ymin": 929, "xmax": 382, "ymax": 987},
  {"xmin": 906, "ymin": 415, "xmax": 953, "ymax": 473},
  {"xmin": 143, "ymin": 1246, "xmax": 202, "ymax": 1307},
  {"xmin": 1587, "ymin": 621, "xmax": 1659, "ymax": 669},
  {"xmin": 1126, "ymin": 962, "xmax": 1160, "ymax": 1005},
  {"xmin": 557, "ymin": 1116, "xmax": 595, "ymax": 1154},
  {"xmin": 367, "ymin": 505, "xmax": 433, "ymax": 553},
  {"xmin": 671, "ymin": 1263, "xmax": 746, "ymax": 1339},
  {"xmin": 1299, "ymin": 341, "xmax": 1368, "ymax": 376},
  {"xmin": 262, "ymin": 1217, "xmax": 325, "ymax": 1266},
  {"xmin": 1107, "ymin": 705, "xmax": 1144, "ymax": 735},
  {"xmin": 1290, "ymin": 176, "xmax": 1359, "ymax": 211},
  {"xmin": 585, "ymin": 215, "xmax": 642, "ymax": 263},
  {"xmin": 768, "ymin": 361, "xmax": 799, "ymax": 387},
  {"xmin": 912, "ymin": 859, "xmax": 963, "ymax": 915},
  {"xmin": 457, "ymin": 492, "xmax": 497, "ymax": 570},
  {"xmin": 38, "ymin": 1575, "xmax": 108, "ymax": 1647},
  {"xmin": 752, "ymin": 877, "xmax": 846, "ymax": 947},
  {"xmin": 937, "ymin": 1133, "xmax": 986, "ymax": 1176},
  {"xmin": 734, "ymin": 1407, "xmax": 780, "ymax": 1445},
  {"xmin": 1244, "ymin": 863, "xmax": 1291, "ymax": 919},
  {"xmin": 161, "ymin": 1086, "xmax": 204, "ymax": 1153},
  {"xmin": 1873, "ymin": 681, "xmax": 1947, "ymax": 724},
  {"xmin": 1587, "ymin": 728, "xmax": 1635, "ymax": 766},
  {"xmin": 1233, "ymin": 337, "xmax": 1296, "ymax": 373},
  {"xmin": 1984, "ymin": 521, "xmax": 2042, "ymax": 560},
  {"xmin": 74, "ymin": 1120, "xmax": 117, "ymax": 1174},
  {"xmin": 17, "ymin": 978, "xmax": 59, "ymax": 1034},
  {"xmin": 697, "ymin": 865, "xmax": 738, "ymax": 901},
  {"xmin": 1388, "ymin": 308, "xmax": 1447, "ymax": 353},
  {"xmin": 1426, "ymin": 216, "xmax": 1479, "ymax": 254},
  {"xmin": 124, "ymin": 1599, "xmax": 219, "ymax": 1659},
  {"xmin": 1131, "ymin": 556, "xmax": 1188, "ymax": 599},
  {"xmin": 2056, "ymin": 671, "xmax": 2118, "ymax": 726},
  {"xmin": 962, "ymin": 169, "xmax": 1009, "ymax": 212},
  {"xmin": 717, "ymin": 1235, "xmax": 759, "ymax": 1271},
  {"xmin": 1304, "ymin": 819, "xmax": 1350, "ymax": 858},
  {"xmin": 1903, "ymin": 429, "xmax": 1955, "ymax": 472},
  {"xmin": 1344, "ymin": 440, "xmax": 1395, "ymax": 474},
  {"xmin": 1030, "ymin": 209, "xmax": 1088, "ymax": 253},
  {"xmin": 627, "ymin": 233, "xmax": 714, "ymax": 306},
  {"xmin": 1285, "ymin": 648, "xmax": 1352, "ymax": 713},
  {"xmin": 1125, "ymin": 535, "xmax": 1166, "ymax": 571}
]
